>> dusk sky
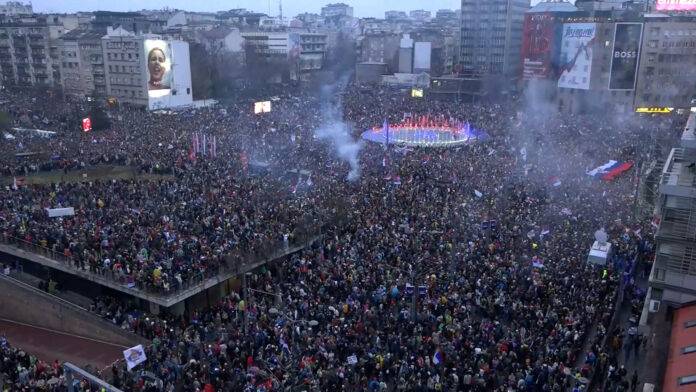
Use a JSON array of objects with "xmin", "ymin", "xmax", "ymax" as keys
[{"xmin": 29, "ymin": 0, "xmax": 551, "ymax": 18}]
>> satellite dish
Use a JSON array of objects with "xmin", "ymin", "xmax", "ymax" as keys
[{"xmin": 594, "ymin": 228, "xmax": 608, "ymax": 245}]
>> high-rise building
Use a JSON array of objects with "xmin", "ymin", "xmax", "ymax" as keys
[
  {"xmin": 102, "ymin": 27, "xmax": 147, "ymax": 106},
  {"xmin": 385, "ymin": 11, "xmax": 409, "ymax": 21},
  {"xmin": 0, "ymin": 1, "xmax": 32, "ymax": 16},
  {"xmin": 634, "ymin": 14, "xmax": 696, "ymax": 109},
  {"xmin": 410, "ymin": 10, "xmax": 432, "ymax": 21},
  {"xmin": 0, "ymin": 15, "xmax": 64, "ymax": 88},
  {"xmin": 321, "ymin": 3, "xmax": 353, "ymax": 19},
  {"xmin": 460, "ymin": 0, "xmax": 531, "ymax": 90},
  {"xmin": 60, "ymin": 30, "xmax": 106, "ymax": 97},
  {"xmin": 646, "ymin": 113, "xmax": 696, "ymax": 307}
]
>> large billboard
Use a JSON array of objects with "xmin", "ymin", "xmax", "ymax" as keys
[
  {"xmin": 609, "ymin": 23, "xmax": 643, "ymax": 91},
  {"xmin": 656, "ymin": 0, "xmax": 696, "ymax": 11},
  {"xmin": 557, "ymin": 23, "xmax": 596, "ymax": 90},
  {"xmin": 521, "ymin": 13, "xmax": 557, "ymax": 80},
  {"xmin": 144, "ymin": 39, "xmax": 193, "ymax": 110},
  {"xmin": 413, "ymin": 42, "xmax": 432, "ymax": 73}
]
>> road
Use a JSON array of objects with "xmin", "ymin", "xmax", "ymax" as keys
[{"xmin": 0, "ymin": 318, "xmax": 125, "ymax": 370}]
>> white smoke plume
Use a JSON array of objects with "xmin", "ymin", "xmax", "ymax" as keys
[{"xmin": 314, "ymin": 73, "xmax": 363, "ymax": 181}]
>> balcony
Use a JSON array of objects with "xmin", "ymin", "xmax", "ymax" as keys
[
  {"xmin": 660, "ymin": 148, "xmax": 696, "ymax": 198},
  {"xmin": 657, "ymin": 197, "xmax": 696, "ymax": 243},
  {"xmin": 682, "ymin": 115, "xmax": 696, "ymax": 150},
  {"xmin": 655, "ymin": 242, "xmax": 696, "ymax": 276}
]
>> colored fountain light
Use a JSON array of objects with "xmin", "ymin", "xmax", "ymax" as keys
[{"xmin": 361, "ymin": 115, "xmax": 489, "ymax": 148}]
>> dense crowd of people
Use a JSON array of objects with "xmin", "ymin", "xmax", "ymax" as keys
[{"xmin": 0, "ymin": 80, "xmax": 683, "ymax": 391}]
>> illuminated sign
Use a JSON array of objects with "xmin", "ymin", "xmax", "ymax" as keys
[
  {"xmin": 254, "ymin": 101, "xmax": 272, "ymax": 114},
  {"xmin": 411, "ymin": 88, "xmax": 424, "ymax": 98},
  {"xmin": 81, "ymin": 117, "xmax": 92, "ymax": 132},
  {"xmin": 656, "ymin": 0, "xmax": 696, "ymax": 11},
  {"xmin": 635, "ymin": 107, "xmax": 674, "ymax": 114}
]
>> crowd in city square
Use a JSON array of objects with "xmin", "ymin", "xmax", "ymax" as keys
[{"xmin": 0, "ymin": 81, "xmax": 682, "ymax": 391}]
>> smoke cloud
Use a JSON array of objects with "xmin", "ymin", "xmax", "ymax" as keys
[{"xmin": 314, "ymin": 73, "xmax": 363, "ymax": 181}]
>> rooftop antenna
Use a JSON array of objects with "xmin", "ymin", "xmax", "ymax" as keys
[{"xmin": 279, "ymin": 0, "xmax": 283, "ymax": 20}]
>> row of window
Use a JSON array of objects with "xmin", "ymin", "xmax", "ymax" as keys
[
  {"xmin": 109, "ymin": 76, "xmax": 141, "ymax": 85},
  {"xmin": 643, "ymin": 66, "xmax": 696, "ymax": 77},
  {"xmin": 112, "ymin": 88, "xmax": 143, "ymax": 98},
  {"xmin": 651, "ymin": 27, "xmax": 696, "ymax": 38},
  {"xmin": 106, "ymin": 52, "xmax": 139, "ymax": 61},
  {"xmin": 108, "ymin": 64, "xmax": 138, "ymax": 73},
  {"xmin": 647, "ymin": 39, "xmax": 696, "ymax": 48}
]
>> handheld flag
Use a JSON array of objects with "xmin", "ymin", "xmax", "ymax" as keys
[{"xmin": 123, "ymin": 344, "xmax": 147, "ymax": 370}]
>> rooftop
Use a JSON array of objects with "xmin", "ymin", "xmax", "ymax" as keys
[
  {"xmin": 200, "ymin": 26, "xmax": 235, "ymax": 40},
  {"xmin": 528, "ymin": 0, "xmax": 579, "ymax": 13}
]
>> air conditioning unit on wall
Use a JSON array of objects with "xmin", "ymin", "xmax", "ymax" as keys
[{"xmin": 649, "ymin": 299, "xmax": 660, "ymax": 313}]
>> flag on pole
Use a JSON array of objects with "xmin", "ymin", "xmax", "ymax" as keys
[
  {"xmin": 202, "ymin": 134, "xmax": 207, "ymax": 156},
  {"xmin": 382, "ymin": 119, "xmax": 389, "ymax": 146},
  {"xmin": 123, "ymin": 344, "xmax": 147, "ymax": 371},
  {"xmin": 209, "ymin": 135, "xmax": 217, "ymax": 158}
]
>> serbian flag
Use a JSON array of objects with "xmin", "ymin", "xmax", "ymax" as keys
[
  {"xmin": 587, "ymin": 161, "xmax": 618, "ymax": 177},
  {"xmin": 602, "ymin": 161, "xmax": 633, "ymax": 181}
]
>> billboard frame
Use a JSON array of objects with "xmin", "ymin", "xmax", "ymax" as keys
[
  {"xmin": 608, "ymin": 22, "xmax": 644, "ymax": 91},
  {"xmin": 557, "ymin": 23, "xmax": 597, "ymax": 90}
]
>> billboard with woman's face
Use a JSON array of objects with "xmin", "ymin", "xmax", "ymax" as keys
[
  {"xmin": 143, "ymin": 39, "xmax": 192, "ymax": 110},
  {"xmin": 144, "ymin": 39, "xmax": 172, "ymax": 97}
]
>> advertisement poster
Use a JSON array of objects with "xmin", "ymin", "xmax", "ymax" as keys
[
  {"xmin": 609, "ymin": 23, "xmax": 643, "ymax": 90},
  {"xmin": 557, "ymin": 23, "xmax": 596, "ymax": 90},
  {"xmin": 521, "ymin": 13, "xmax": 556, "ymax": 80}
]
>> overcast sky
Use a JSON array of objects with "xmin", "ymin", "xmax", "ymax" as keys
[{"xmin": 30, "ymin": 0, "xmax": 551, "ymax": 19}]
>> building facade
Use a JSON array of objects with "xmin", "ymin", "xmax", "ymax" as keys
[
  {"xmin": 60, "ymin": 30, "xmax": 106, "ymax": 97},
  {"xmin": 646, "ymin": 113, "xmax": 696, "ymax": 307},
  {"xmin": 242, "ymin": 31, "xmax": 327, "ymax": 81},
  {"xmin": 321, "ymin": 3, "xmax": 353, "ymax": 18},
  {"xmin": 0, "ymin": 16, "xmax": 63, "ymax": 88},
  {"xmin": 385, "ymin": 11, "xmax": 409, "ymax": 21},
  {"xmin": 634, "ymin": 15, "xmax": 696, "ymax": 109},
  {"xmin": 101, "ymin": 27, "xmax": 147, "ymax": 106},
  {"xmin": 460, "ymin": 0, "xmax": 531, "ymax": 88},
  {"xmin": 410, "ymin": 10, "xmax": 432, "ymax": 21},
  {"xmin": 553, "ymin": 14, "xmax": 642, "ymax": 113},
  {"xmin": 359, "ymin": 33, "xmax": 401, "ymax": 73},
  {"xmin": 0, "ymin": 1, "xmax": 32, "ymax": 16}
]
